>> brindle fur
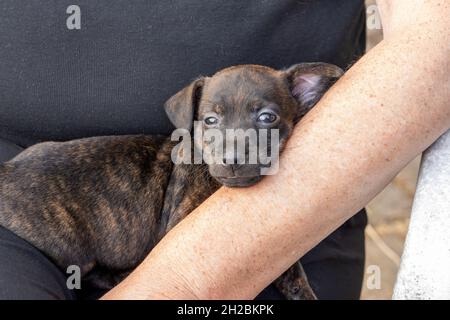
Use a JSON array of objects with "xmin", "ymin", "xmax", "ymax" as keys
[{"xmin": 0, "ymin": 63, "xmax": 343, "ymax": 299}]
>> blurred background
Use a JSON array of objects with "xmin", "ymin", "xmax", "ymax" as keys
[{"xmin": 360, "ymin": 0, "xmax": 421, "ymax": 299}]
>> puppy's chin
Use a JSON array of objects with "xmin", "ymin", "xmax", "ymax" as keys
[{"xmin": 214, "ymin": 175, "xmax": 262, "ymax": 188}]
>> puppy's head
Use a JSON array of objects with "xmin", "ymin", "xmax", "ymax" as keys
[{"xmin": 165, "ymin": 63, "xmax": 343, "ymax": 187}]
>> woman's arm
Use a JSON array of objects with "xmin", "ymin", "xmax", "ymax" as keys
[{"xmin": 103, "ymin": 0, "xmax": 450, "ymax": 299}]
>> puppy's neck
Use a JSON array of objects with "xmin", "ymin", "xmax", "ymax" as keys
[{"xmin": 156, "ymin": 157, "xmax": 220, "ymax": 242}]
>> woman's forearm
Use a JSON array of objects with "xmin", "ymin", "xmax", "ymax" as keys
[{"xmin": 103, "ymin": 1, "xmax": 450, "ymax": 300}]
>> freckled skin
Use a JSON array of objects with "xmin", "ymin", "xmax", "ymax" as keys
[{"xmin": 0, "ymin": 64, "xmax": 341, "ymax": 298}]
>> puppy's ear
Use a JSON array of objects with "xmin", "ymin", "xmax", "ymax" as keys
[
  {"xmin": 283, "ymin": 63, "xmax": 343, "ymax": 121},
  {"xmin": 164, "ymin": 77, "xmax": 206, "ymax": 131}
]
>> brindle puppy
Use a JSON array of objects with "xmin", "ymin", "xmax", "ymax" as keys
[{"xmin": 0, "ymin": 63, "xmax": 342, "ymax": 300}]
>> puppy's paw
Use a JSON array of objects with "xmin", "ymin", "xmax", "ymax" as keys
[{"xmin": 274, "ymin": 261, "xmax": 317, "ymax": 300}]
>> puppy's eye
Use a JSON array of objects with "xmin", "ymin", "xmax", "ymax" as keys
[
  {"xmin": 257, "ymin": 112, "xmax": 278, "ymax": 124},
  {"xmin": 204, "ymin": 117, "xmax": 219, "ymax": 125}
]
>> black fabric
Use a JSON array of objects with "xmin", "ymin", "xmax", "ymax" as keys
[
  {"xmin": 0, "ymin": 138, "xmax": 23, "ymax": 163},
  {"xmin": 0, "ymin": 0, "xmax": 368, "ymax": 299},
  {"xmin": 0, "ymin": 0, "xmax": 365, "ymax": 147},
  {"xmin": 0, "ymin": 225, "xmax": 76, "ymax": 300}
]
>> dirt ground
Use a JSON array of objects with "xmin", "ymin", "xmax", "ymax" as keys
[{"xmin": 360, "ymin": 0, "xmax": 419, "ymax": 300}]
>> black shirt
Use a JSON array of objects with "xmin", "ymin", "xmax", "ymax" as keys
[{"xmin": 0, "ymin": 0, "xmax": 365, "ymax": 147}]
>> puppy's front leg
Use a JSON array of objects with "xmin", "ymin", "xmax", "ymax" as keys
[
  {"xmin": 158, "ymin": 164, "xmax": 220, "ymax": 238},
  {"xmin": 274, "ymin": 261, "xmax": 317, "ymax": 300}
]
